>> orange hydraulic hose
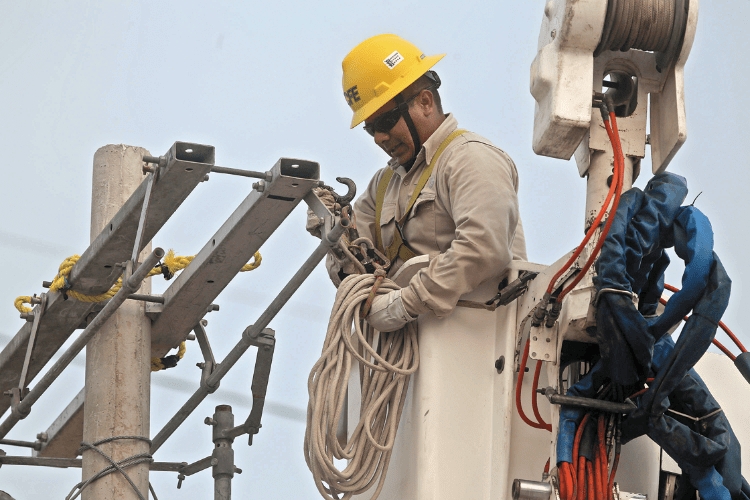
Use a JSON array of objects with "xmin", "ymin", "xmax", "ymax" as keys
[
  {"xmin": 593, "ymin": 452, "xmax": 602, "ymax": 500},
  {"xmin": 628, "ymin": 386, "xmax": 649, "ymax": 399},
  {"xmin": 532, "ymin": 360, "xmax": 552, "ymax": 431},
  {"xmin": 558, "ymin": 114, "xmax": 624, "ymax": 302},
  {"xmin": 572, "ymin": 413, "xmax": 590, "ymax": 472},
  {"xmin": 586, "ymin": 461, "xmax": 595, "ymax": 500},
  {"xmin": 711, "ymin": 339, "xmax": 737, "ymax": 361},
  {"xmin": 545, "ymin": 122, "xmax": 621, "ymax": 297},
  {"xmin": 559, "ymin": 462, "xmax": 571, "ymax": 500},
  {"xmin": 577, "ymin": 456, "xmax": 587, "ymax": 500},
  {"xmin": 571, "ymin": 412, "xmax": 591, "ymax": 498},
  {"xmin": 608, "ymin": 452, "xmax": 620, "ymax": 500},
  {"xmin": 718, "ymin": 319, "xmax": 745, "ymax": 352},
  {"xmin": 516, "ymin": 340, "xmax": 548, "ymax": 429}
]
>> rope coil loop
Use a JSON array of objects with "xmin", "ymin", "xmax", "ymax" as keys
[{"xmin": 305, "ymin": 274, "xmax": 418, "ymax": 500}]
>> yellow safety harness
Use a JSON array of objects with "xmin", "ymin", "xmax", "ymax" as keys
[{"xmin": 374, "ymin": 129, "xmax": 466, "ymax": 263}]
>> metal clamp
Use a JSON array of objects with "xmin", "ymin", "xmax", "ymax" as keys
[
  {"xmin": 193, "ymin": 321, "xmax": 218, "ymax": 393},
  {"xmin": 489, "ymin": 271, "xmax": 539, "ymax": 308},
  {"xmin": 593, "ymin": 287, "xmax": 638, "ymax": 307}
]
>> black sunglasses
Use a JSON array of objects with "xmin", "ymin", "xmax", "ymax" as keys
[
  {"xmin": 363, "ymin": 92, "xmax": 420, "ymax": 137},
  {"xmin": 362, "ymin": 71, "xmax": 441, "ymax": 137}
]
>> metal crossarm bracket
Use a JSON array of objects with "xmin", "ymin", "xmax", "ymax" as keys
[
  {"xmin": 18, "ymin": 294, "xmax": 47, "ymax": 393},
  {"xmin": 193, "ymin": 321, "xmax": 216, "ymax": 367},
  {"xmin": 0, "ymin": 142, "xmax": 212, "ymax": 420},
  {"xmin": 70, "ymin": 142, "xmax": 214, "ymax": 295},
  {"xmin": 240, "ymin": 329, "xmax": 275, "ymax": 445},
  {"xmin": 176, "ymin": 455, "xmax": 213, "ymax": 488},
  {"xmin": 149, "ymin": 157, "xmax": 320, "ymax": 355},
  {"xmin": 193, "ymin": 321, "xmax": 218, "ymax": 393},
  {"xmin": 130, "ymin": 171, "xmax": 156, "ymax": 273}
]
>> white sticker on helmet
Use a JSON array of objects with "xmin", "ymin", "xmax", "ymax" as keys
[{"xmin": 383, "ymin": 51, "xmax": 403, "ymax": 70}]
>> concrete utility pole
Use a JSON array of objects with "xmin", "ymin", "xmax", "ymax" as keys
[{"xmin": 82, "ymin": 145, "xmax": 152, "ymax": 499}]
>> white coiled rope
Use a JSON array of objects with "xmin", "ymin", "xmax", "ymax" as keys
[{"xmin": 305, "ymin": 274, "xmax": 419, "ymax": 500}]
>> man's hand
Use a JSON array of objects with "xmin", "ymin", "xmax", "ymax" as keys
[
  {"xmin": 366, "ymin": 289, "xmax": 415, "ymax": 332},
  {"xmin": 306, "ymin": 187, "xmax": 338, "ymax": 238}
]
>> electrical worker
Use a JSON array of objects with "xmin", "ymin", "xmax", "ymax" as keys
[{"xmin": 309, "ymin": 33, "xmax": 526, "ymax": 332}]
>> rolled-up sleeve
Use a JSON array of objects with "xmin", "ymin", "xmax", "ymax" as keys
[{"xmin": 400, "ymin": 139, "xmax": 521, "ymax": 317}]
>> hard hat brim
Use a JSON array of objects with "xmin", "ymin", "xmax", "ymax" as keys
[{"xmin": 349, "ymin": 53, "xmax": 446, "ymax": 129}]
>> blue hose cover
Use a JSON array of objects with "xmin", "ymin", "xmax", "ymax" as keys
[
  {"xmin": 555, "ymin": 405, "xmax": 582, "ymax": 464},
  {"xmin": 650, "ymin": 206, "xmax": 714, "ymax": 336},
  {"xmin": 685, "ymin": 465, "xmax": 732, "ymax": 500},
  {"xmin": 734, "ymin": 352, "xmax": 750, "ymax": 385}
]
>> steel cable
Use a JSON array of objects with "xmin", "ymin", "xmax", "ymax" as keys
[
  {"xmin": 305, "ymin": 274, "xmax": 419, "ymax": 500},
  {"xmin": 66, "ymin": 436, "xmax": 155, "ymax": 500},
  {"xmin": 596, "ymin": 0, "xmax": 676, "ymax": 55}
]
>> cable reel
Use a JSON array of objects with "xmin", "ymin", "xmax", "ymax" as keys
[{"xmin": 531, "ymin": 0, "xmax": 697, "ymax": 173}]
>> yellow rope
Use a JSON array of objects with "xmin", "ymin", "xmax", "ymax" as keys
[
  {"xmin": 151, "ymin": 341, "xmax": 187, "ymax": 372},
  {"xmin": 15, "ymin": 296, "xmax": 33, "ymax": 314},
  {"xmin": 14, "ymin": 250, "xmax": 262, "ymax": 313},
  {"xmin": 14, "ymin": 249, "xmax": 261, "ymax": 373}
]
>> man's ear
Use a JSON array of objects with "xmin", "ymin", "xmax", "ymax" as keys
[{"xmin": 416, "ymin": 90, "xmax": 435, "ymax": 116}]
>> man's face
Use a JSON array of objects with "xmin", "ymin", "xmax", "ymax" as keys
[{"xmin": 364, "ymin": 99, "xmax": 417, "ymax": 166}]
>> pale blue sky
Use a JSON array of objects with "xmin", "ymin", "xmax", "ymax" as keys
[{"xmin": 0, "ymin": 1, "xmax": 748, "ymax": 498}]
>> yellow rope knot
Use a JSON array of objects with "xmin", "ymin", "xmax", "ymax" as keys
[
  {"xmin": 151, "ymin": 341, "xmax": 187, "ymax": 372},
  {"xmin": 15, "ymin": 296, "xmax": 33, "ymax": 314},
  {"xmin": 15, "ymin": 249, "xmax": 264, "ymax": 372},
  {"xmin": 14, "ymin": 249, "xmax": 262, "ymax": 314}
]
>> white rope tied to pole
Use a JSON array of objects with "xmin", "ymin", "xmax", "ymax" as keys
[{"xmin": 305, "ymin": 274, "xmax": 419, "ymax": 500}]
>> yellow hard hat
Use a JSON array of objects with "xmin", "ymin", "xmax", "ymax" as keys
[{"xmin": 342, "ymin": 34, "xmax": 445, "ymax": 129}]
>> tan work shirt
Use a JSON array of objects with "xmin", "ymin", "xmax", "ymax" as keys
[{"xmin": 342, "ymin": 114, "xmax": 526, "ymax": 318}]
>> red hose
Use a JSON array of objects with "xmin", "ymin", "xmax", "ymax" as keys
[
  {"xmin": 608, "ymin": 452, "xmax": 620, "ymax": 500},
  {"xmin": 532, "ymin": 360, "xmax": 552, "ymax": 431},
  {"xmin": 515, "ymin": 340, "xmax": 547, "ymax": 429},
  {"xmin": 545, "ymin": 118, "xmax": 621, "ymax": 297},
  {"xmin": 664, "ymin": 283, "xmax": 746, "ymax": 354},
  {"xmin": 559, "ymin": 462, "xmax": 572, "ymax": 500},
  {"xmin": 577, "ymin": 456, "xmax": 586, "ymax": 500},
  {"xmin": 571, "ymin": 412, "xmax": 591, "ymax": 498},
  {"xmin": 572, "ymin": 413, "xmax": 589, "ymax": 470},
  {"xmin": 558, "ymin": 114, "xmax": 624, "ymax": 302},
  {"xmin": 593, "ymin": 452, "xmax": 602, "ymax": 500},
  {"xmin": 628, "ymin": 386, "xmax": 649, "ymax": 399},
  {"xmin": 586, "ymin": 460, "xmax": 595, "ymax": 500},
  {"xmin": 659, "ymin": 295, "xmax": 738, "ymax": 361}
]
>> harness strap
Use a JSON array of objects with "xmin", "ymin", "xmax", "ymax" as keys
[{"xmin": 374, "ymin": 129, "xmax": 467, "ymax": 263}]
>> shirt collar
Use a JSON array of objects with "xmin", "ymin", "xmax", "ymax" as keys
[{"xmin": 388, "ymin": 113, "xmax": 458, "ymax": 177}]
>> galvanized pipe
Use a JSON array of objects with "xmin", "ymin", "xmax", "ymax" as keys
[
  {"xmin": 0, "ymin": 438, "xmax": 40, "ymax": 450},
  {"xmin": 0, "ymin": 455, "xmax": 190, "ymax": 472},
  {"xmin": 212, "ymin": 405, "xmax": 235, "ymax": 500},
  {"xmin": 127, "ymin": 293, "xmax": 165, "ymax": 304},
  {"xmin": 543, "ymin": 387, "xmax": 636, "ymax": 414},
  {"xmin": 0, "ymin": 248, "xmax": 164, "ymax": 439},
  {"xmin": 150, "ymin": 221, "xmax": 346, "ymax": 454},
  {"xmin": 211, "ymin": 165, "xmax": 270, "ymax": 180}
]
